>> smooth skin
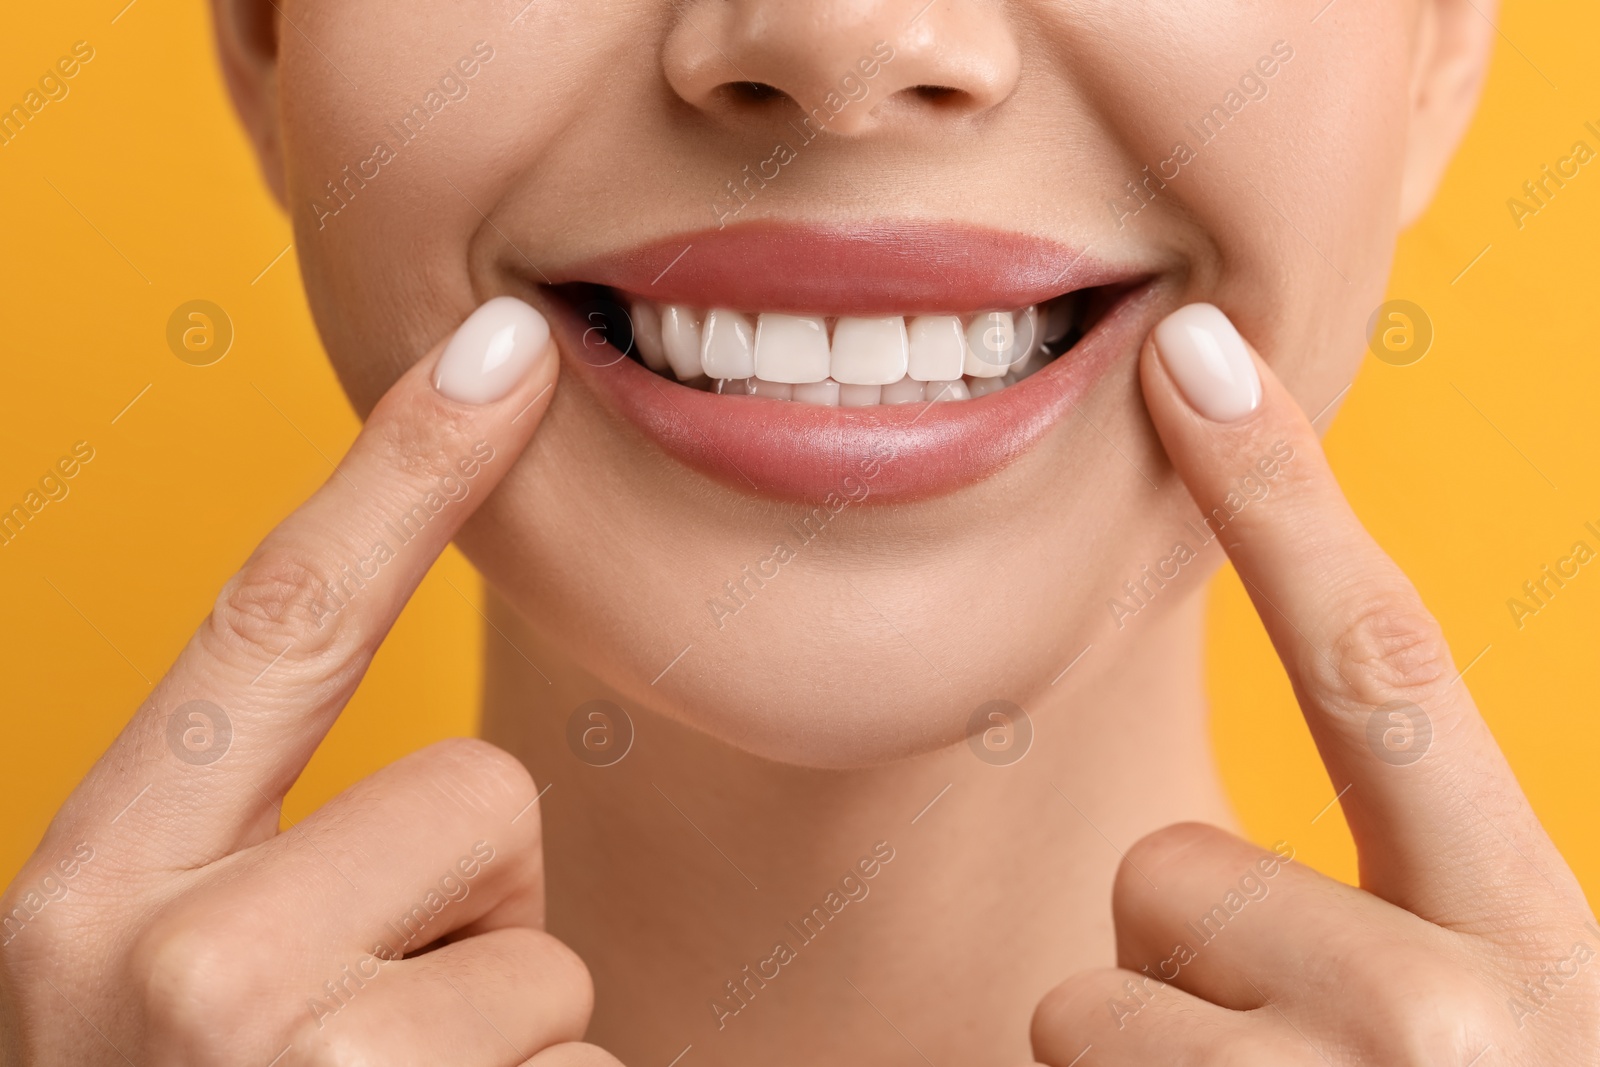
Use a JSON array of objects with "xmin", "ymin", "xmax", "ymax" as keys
[{"xmin": 2, "ymin": 301, "xmax": 1595, "ymax": 1063}]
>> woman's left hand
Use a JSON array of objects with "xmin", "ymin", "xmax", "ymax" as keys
[{"xmin": 1031, "ymin": 304, "xmax": 1600, "ymax": 1065}]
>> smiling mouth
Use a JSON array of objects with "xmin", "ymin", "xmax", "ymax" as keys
[
  {"xmin": 549, "ymin": 283, "xmax": 1122, "ymax": 406},
  {"xmin": 526, "ymin": 222, "xmax": 1162, "ymax": 501}
]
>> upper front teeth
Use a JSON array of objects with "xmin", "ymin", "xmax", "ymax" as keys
[
  {"xmin": 659, "ymin": 304, "xmax": 705, "ymax": 380},
  {"xmin": 701, "ymin": 309, "xmax": 757, "ymax": 379},
  {"xmin": 907, "ymin": 315, "xmax": 966, "ymax": 381},
  {"xmin": 630, "ymin": 302, "xmax": 1040, "ymax": 385},
  {"xmin": 832, "ymin": 316, "xmax": 909, "ymax": 384},
  {"xmin": 753, "ymin": 314, "xmax": 830, "ymax": 383}
]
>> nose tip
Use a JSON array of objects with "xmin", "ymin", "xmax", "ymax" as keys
[{"xmin": 664, "ymin": 1, "xmax": 1020, "ymax": 137}]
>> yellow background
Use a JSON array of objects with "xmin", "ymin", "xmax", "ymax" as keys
[{"xmin": 1, "ymin": 3, "xmax": 1595, "ymax": 904}]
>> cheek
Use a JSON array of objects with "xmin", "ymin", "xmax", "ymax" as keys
[
  {"xmin": 279, "ymin": 2, "xmax": 608, "ymax": 414},
  {"xmin": 1067, "ymin": 1, "xmax": 1411, "ymax": 404}
]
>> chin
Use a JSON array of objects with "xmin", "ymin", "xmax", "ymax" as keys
[{"xmin": 449, "ymin": 228, "xmax": 1216, "ymax": 769}]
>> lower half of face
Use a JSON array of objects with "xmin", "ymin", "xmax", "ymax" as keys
[{"xmin": 278, "ymin": 0, "xmax": 1415, "ymax": 767}]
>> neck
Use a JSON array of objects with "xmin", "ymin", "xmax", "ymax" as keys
[{"xmin": 480, "ymin": 585, "xmax": 1231, "ymax": 1065}]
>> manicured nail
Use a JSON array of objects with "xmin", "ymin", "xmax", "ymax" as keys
[
  {"xmin": 1152, "ymin": 303, "xmax": 1262, "ymax": 422},
  {"xmin": 434, "ymin": 296, "xmax": 550, "ymax": 404}
]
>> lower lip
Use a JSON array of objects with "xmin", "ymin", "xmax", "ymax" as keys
[{"xmin": 553, "ymin": 283, "xmax": 1163, "ymax": 503}]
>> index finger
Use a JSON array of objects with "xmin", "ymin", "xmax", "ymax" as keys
[
  {"xmin": 1138, "ymin": 302, "xmax": 1578, "ymax": 924},
  {"xmin": 58, "ymin": 297, "xmax": 558, "ymax": 866}
]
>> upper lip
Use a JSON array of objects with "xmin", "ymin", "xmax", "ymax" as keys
[
  {"xmin": 512, "ymin": 219, "xmax": 1167, "ymax": 503},
  {"xmin": 541, "ymin": 220, "xmax": 1138, "ymax": 315}
]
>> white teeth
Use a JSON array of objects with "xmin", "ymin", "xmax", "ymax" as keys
[
  {"xmin": 926, "ymin": 379, "xmax": 971, "ymax": 402},
  {"xmin": 661, "ymin": 305, "xmax": 704, "ymax": 380},
  {"xmin": 749, "ymin": 378, "xmax": 793, "ymax": 400},
  {"xmin": 1011, "ymin": 305, "xmax": 1038, "ymax": 368},
  {"xmin": 831, "ymin": 316, "xmax": 909, "ymax": 385},
  {"xmin": 624, "ymin": 296, "xmax": 1077, "ymax": 405},
  {"xmin": 630, "ymin": 301, "xmax": 669, "ymax": 373},
  {"xmin": 880, "ymin": 375, "xmax": 925, "ymax": 405},
  {"xmin": 968, "ymin": 375, "xmax": 1009, "ymax": 398},
  {"xmin": 907, "ymin": 315, "xmax": 966, "ymax": 382},
  {"xmin": 838, "ymin": 383, "xmax": 882, "ymax": 407},
  {"xmin": 791, "ymin": 379, "xmax": 841, "ymax": 406},
  {"xmin": 701, "ymin": 309, "xmax": 756, "ymax": 379},
  {"xmin": 964, "ymin": 312, "xmax": 1014, "ymax": 378},
  {"xmin": 753, "ymin": 313, "xmax": 831, "ymax": 384}
]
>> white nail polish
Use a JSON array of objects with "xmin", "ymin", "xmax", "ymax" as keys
[
  {"xmin": 434, "ymin": 297, "xmax": 549, "ymax": 404},
  {"xmin": 1152, "ymin": 303, "xmax": 1261, "ymax": 422}
]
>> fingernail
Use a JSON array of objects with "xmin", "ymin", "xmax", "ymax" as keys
[
  {"xmin": 434, "ymin": 296, "xmax": 550, "ymax": 404},
  {"xmin": 1152, "ymin": 303, "xmax": 1262, "ymax": 422}
]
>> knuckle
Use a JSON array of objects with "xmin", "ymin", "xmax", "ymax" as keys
[
  {"xmin": 519, "ymin": 930, "xmax": 595, "ymax": 1037},
  {"xmin": 205, "ymin": 544, "xmax": 360, "ymax": 682},
  {"xmin": 1122, "ymin": 822, "xmax": 1232, "ymax": 880},
  {"xmin": 520, "ymin": 1043, "xmax": 626, "ymax": 1067},
  {"xmin": 1115, "ymin": 823, "xmax": 1254, "ymax": 909},
  {"xmin": 1198, "ymin": 1035, "xmax": 1318, "ymax": 1067},
  {"xmin": 1226, "ymin": 1034, "xmax": 1329, "ymax": 1067},
  {"xmin": 1031, "ymin": 968, "xmax": 1123, "ymax": 1052},
  {"xmin": 289, "ymin": 1028, "xmax": 373, "ymax": 1067},
  {"xmin": 210, "ymin": 547, "xmax": 337, "ymax": 654},
  {"xmin": 416, "ymin": 737, "xmax": 541, "ymax": 822},
  {"xmin": 1315, "ymin": 583, "xmax": 1454, "ymax": 714},
  {"xmin": 0, "ymin": 886, "xmax": 69, "ymax": 982},
  {"xmin": 1351, "ymin": 954, "xmax": 1505, "ymax": 1062},
  {"xmin": 131, "ymin": 916, "xmax": 262, "ymax": 1054}
]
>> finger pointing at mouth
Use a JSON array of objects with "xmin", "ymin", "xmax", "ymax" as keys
[
  {"xmin": 61, "ymin": 296, "xmax": 560, "ymax": 871},
  {"xmin": 1137, "ymin": 302, "xmax": 1580, "ymax": 926}
]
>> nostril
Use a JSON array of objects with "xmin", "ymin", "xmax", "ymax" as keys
[
  {"xmin": 723, "ymin": 80, "xmax": 788, "ymax": 105},
  {"xmin": 912, "ymin": 85, "xmax": 960, "ymax": 101}
]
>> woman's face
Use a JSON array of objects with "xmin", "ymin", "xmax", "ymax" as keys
[{"xmin": 237, "ymin": 0, "xmax": 1461, "ymax": 767}]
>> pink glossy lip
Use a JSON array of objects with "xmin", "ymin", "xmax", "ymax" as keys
[
  {"xmin": 553, "ymin": 323, "xmax": 1164, "ymax": 508},
  {"xmin": 533, "ymin": 222, "xmax": 1163, "ymax": 503},
  {"xmin": 544, "ymin": 221, "xmax": 1131, "ymax": 315}
]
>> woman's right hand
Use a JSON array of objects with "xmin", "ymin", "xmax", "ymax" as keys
[{"xmin": 0, "ymin": 298, "xmax": 616, "ymax": 1067}]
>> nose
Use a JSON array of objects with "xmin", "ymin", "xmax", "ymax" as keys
[{"xmin": 663, "ymin": 0, "xmax": 1020, "ymax": 136}]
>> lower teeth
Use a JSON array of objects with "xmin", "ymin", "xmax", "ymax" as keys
[{"xmin": 706, "ymin": 355, "xmax": 1049, "ymax": 407}]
